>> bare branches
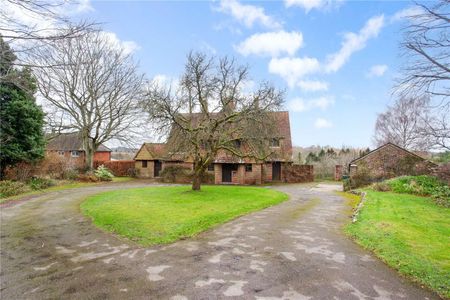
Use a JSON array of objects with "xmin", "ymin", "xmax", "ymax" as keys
[
  {"xmin": 143, "ymin": 51, "xmax": 284, "ymax": 190},
  {"xmin": 396, "ymin": 0, "xmax": 450, "ymax": 101},
  {"xmin": 34, "ymin": 30, "xmax": 145, "ymax": 169}
]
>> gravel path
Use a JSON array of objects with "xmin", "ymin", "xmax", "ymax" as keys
[{"xmin": 0, "ymin": 182, "xmax": 438, "ymax": 299}]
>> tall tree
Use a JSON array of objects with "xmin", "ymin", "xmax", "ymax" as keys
[
  {"xmin": 396, "ymin": 0, "xmax": 449, "ymax": 150},
  {"xmin": 0, "ymin": 36, "xmax": 45, "ymax": 178},
  {"xmin": 144, "ymin": 52, "xmax": 284, "ymax": 191},
  {"xmin": 373, "ymin": 96, "xmax": 430, "ymax": 150},
  {"xmin": 35, "ymin": 30, "xmax": 144, "ymax": 169},
  {"xmin": 0, "ymin": 0, "xmax": 95, "ymax": 84}
]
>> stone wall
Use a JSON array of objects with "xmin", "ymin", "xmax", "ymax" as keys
[
  {"xmin": 350, "ymin": 144, "xmax": 435, "ymax": 181},
  {"xmin": 284, "ymin": 165, "xmax": 314, "ymax": 183}
]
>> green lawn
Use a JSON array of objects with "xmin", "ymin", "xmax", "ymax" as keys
[
  {"xmin": 81, "ymin": 185, "xmax": 288, "ymax": 245},
  {"xmin": 346, "ymin": 190, "xmax": 450, "ymax": 298},
  {"xmin": 0, "ymin": 177, "xmax": 135, "ymax": 204}
]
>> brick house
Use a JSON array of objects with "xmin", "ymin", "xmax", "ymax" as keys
[
  {"xmin": 134, "ymin": 111, "xmax": 297, "ymax": 185},
  {"xmin": 349, "ymin": 142, "xmax": 437, "ymax": 180},
  {"xmin": 46, "ymin": 133, "xmax": 112, "ymax": 167}
]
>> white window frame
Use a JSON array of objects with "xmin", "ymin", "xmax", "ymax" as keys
[{"xmin": 71, "ymin": 150, "xmax": 80, "ymax": 157}]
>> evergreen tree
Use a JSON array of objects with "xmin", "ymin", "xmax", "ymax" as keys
[{"xmin": 0, "ymin": 36, "xmax": 45, "ymax": 179}]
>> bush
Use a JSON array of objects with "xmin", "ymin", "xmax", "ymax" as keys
[
  {"xmin": 27, "ymin": 177, "xmax": 55, "ymax": 190},
  {"xmin": 386, "ymin": 175, "xmax": 449, "ymax": 207},
  {"xmin": 94, "ymin": 165, "xmax": 114, "ymax": 181},
  {"xmin": 0, "ymin": 180, "xmax": 31, "ymax": 198},
  {"xmin": 160, "ymin": 165, "xmax": 191, "ymax": 183},
  {"xmin": 78, "ymin": 172, "xmax": 100, "ymax": 182},
  {"xmin": 371, "ymin": 181, "xmax": 391, "ymax": 192}
]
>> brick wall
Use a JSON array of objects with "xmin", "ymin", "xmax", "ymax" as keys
[
  {"xmin": 335, "ymin": 165, "xmax": 343, "ymax": 181},
  {"xmin": 350, "ymin": 144, "xmax": 435, "ymax": 180},
  {"xmin": 214, "ymin": 164, "xmax": 222, "ymax": 184},
  {"xmin": 284, "ymin": 165, "xmax": 314, "ymax": 183},
  {"xmin": 93, "ymin": 151, "xmax": 111, "ymax": 162}
]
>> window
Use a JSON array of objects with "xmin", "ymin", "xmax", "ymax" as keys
[
  {"xmin": 71, "ymin": 150, "xmax": 80, "ymax": 157},
  {"xmin": 245, "ymin": 164, "xmax": 252, "ymax": 172},
  {"xmin": 234, "ymin": 139, "xmax": 241, "ymax": 148},
  {"xmin": 271, "ymin": 138, "xmax": 280, "ymax": 147},
  {"xmin": 208, "ymin": 164, "xmax": 214, "ymax": 171},
  {"xmin": 57, "ymin": 151, "xmax": 65, "ymax": 156},
  {"xmin": 142, "ymin": 160, "xmax": 148, "ymax": 168}
]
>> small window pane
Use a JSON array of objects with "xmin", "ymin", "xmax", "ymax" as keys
[
  {"xmin": 71, "ymin": 151, "xmax": 79, "ymax": 157},
  {"xmin": 208, "ymin": 164, "xmax": 214, "ymax": 171},
  {"xmin": 245, "ymin": 164, "xmax": 252, "ymax": 172},
  {"xmin": 271, "ymin": 138, "xmax": 280, "ymax": 147},
  {"xmin": 142, "ymin": 160, "xmax": 148, "ymax": 168}
]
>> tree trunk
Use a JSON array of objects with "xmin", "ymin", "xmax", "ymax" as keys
[
  {"xmin": 82, "ymin": 135, "xmax": 94, "ymax": 171},
  {"xmin": 191, "ymin": 163, "xmax": 205, "ymax": 191},
  {"xmin": 192, "ymin": 173, "xmax": 201, "ymax": 191}
]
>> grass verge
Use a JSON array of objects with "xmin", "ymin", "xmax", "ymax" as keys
[
  {"xmin": 0, "ymin": 177, "xmax": 135, "ymax": 204},
  {"xmin": 345, "ymin": 190, "xmax": 450, "ymax": 298},
  {"xmin": 81, "ymin": 185, "xmax": 288, "ymax": 246}
]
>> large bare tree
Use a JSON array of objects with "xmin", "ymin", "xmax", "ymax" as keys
[
  {"xmin": 144, "ymin": 52, "xmax": 284, "ymax": 190},
  {"xmin": 373, "ymin": 96, "xmax": 431, "ymax": 151},
  {"xmin": 35, "ymin": 30, "xmax": 144, "ymax": 169},
  {"xmin": 395, "ymin": 0, "xmax": 449, "ymax": 150},
  {"xmin": 0, "ymin": 0, "xmax": 95, "ymax": 86}
]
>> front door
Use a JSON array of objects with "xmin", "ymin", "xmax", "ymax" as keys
[
  {"xmin": 222, "ymin": 164, "xmax": 237, "ymax": 183},
  {"xmin": 272, "ymin": 162, "xmax": 281, "ymax": 181},
  {"xmin": 154, "ymin": 160, "xmax": 162, "ymax": 177}
]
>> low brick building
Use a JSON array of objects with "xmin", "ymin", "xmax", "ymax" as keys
[
  {"xmin": 46, "ymin": 133, "xmax": 111, "ymax": 167},
  {"xmin": 349, "ymin": 143, "xmax": 437, "ymax": 181},
  {"xmin": 134, "ymin": 111, "xmax": 313, "ymax": 185}
]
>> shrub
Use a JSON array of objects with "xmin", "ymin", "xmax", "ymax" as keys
[
  {"xmin": 0, "ymin": 180, "xmax": 31, "ymax": 198},
  {"xmin": 78, "ymin": 172, "xmax": 100, "ymax": 182},
  {"xmin": 94, "ymin": 165, "xmax": 114, "ymax": 181},
  {"xmin": 371, "ymin": 181, "xmax": 391, "ymax": 192},
  {"xmin": 39, "ymin": 152, "xmax": 80, "ymax": 179},
  {"xmin": 63, "ymin": 169, "xmax": 79, "ymax": 180},
  {"xmin": 27, "ymin": 177, "xmax": 55, "ymax": 190},
  {"xmin": 349, "ymin": 165, "xmax": 373, "ymax": 189},
  {"xmin": 160, "ymin": 165, "xmax": 191, "ymax": 183},
  {"xmin": 386, "ymin": 175, "xmax": 449, "ymax": 207}
]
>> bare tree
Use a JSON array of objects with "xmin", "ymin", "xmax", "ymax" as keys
[
  {"xmin": 395, "ymin": 0, "xmax": 450, "ymax": 150},
  {"xmin": 373, "ymin": 96, "xmax": 431, "ymax": 150},
  {"xmin": 397, "ymin": 0, "xmax": 449, "ymax": 99},
  {"xmin": 0, "ymin": 0, "xmax": 95, "ymax": 84},
  {"xmin": 35, "ymin": 30, "xmax": 144, "ymax": 169},
  {"xmin": 144, "ymin": 52, "xmax": 284, "ymax": 190}
]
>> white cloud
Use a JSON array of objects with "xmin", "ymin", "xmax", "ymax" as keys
[
  {"xmin": 366, "ymin": 64, "xmax": 388, "ymax": 77},
  {"xmin": 314, "ymin": 118, "xmax": 333, "ymax": 128},
  {"xmin": 297, "ymin": 80, "xmax": 329, "ymax": 92},
  {"xmin": 285, "ymin": 0, "xmax": 325, "ymax": 12},
  {"xmin": 287, "ymin": 96, "xmax": 335, "ymax": 112},
  {"xmin": 74, "ymin": 0, "xmax": 94, "ymax": 13},
  {"xmin": 391, "ymin": 6, "xmax": 423, "ymax": 23},
  {"xmin": 269, "ymin": 57, "xmax": 321, "ymax": 87},
  {"xmin": 285, "ymin": 0, "xmax": 343, "ymax": 12},
  {"xmin": 102, "ymin": 32, "xmax": 140, "ymax": 55},
  {"xmin": 236, "ymin": 31, "xmax": 303, "ymax": 57},
  {"xmin": 325, "ymin": 15, "xmax": 384, "ymax": 73},
  {"xmin": 217, "ymin": 0, "xmax": 281, "ymax": 29}
]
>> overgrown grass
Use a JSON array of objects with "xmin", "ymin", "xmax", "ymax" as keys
[
  {"xmin": 81, "ymin": 185, "xmax": 288, "ymax": 246},
  {"xmin": 336, "ymin": 191, "xmax": 361, "ymax": 209},
  {"xmin": 346, "ymin": 190, "xmax": 450, "ymax": 298}
]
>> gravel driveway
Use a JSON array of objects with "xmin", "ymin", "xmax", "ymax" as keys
[{"xmin": 0, "ymin": 182, "xmax": 438, "ymax": 299}]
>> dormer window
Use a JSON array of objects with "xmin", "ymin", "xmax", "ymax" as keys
[{"xmin": 271, "ymin": 138, "xmax": 280, "ymax": 147}]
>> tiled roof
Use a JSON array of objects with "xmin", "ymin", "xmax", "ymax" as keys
[{"xmin": 46, "ymin": 133, "xmax": 111, "ymax": 152}]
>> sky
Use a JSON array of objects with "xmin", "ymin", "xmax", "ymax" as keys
[{"xmin": 8, "ymin": 0, "xmax": 426, "ymax": 148}]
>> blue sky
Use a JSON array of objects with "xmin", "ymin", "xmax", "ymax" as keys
[{"xmin": 81, "ymin": 0, "xmax": 419, "ymax": 148}]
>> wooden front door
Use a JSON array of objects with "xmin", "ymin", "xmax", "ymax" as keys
[
  {"xmin": 154, "ymin": 160, "xmax": 162, "ymax": 177},
  {"xmin": 222, "ymin": 164, "xmax": 237, "ymax": 183},
  {"xmin": 272, "ymin": 162, "xmax": 281, "ymax": 181}
]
